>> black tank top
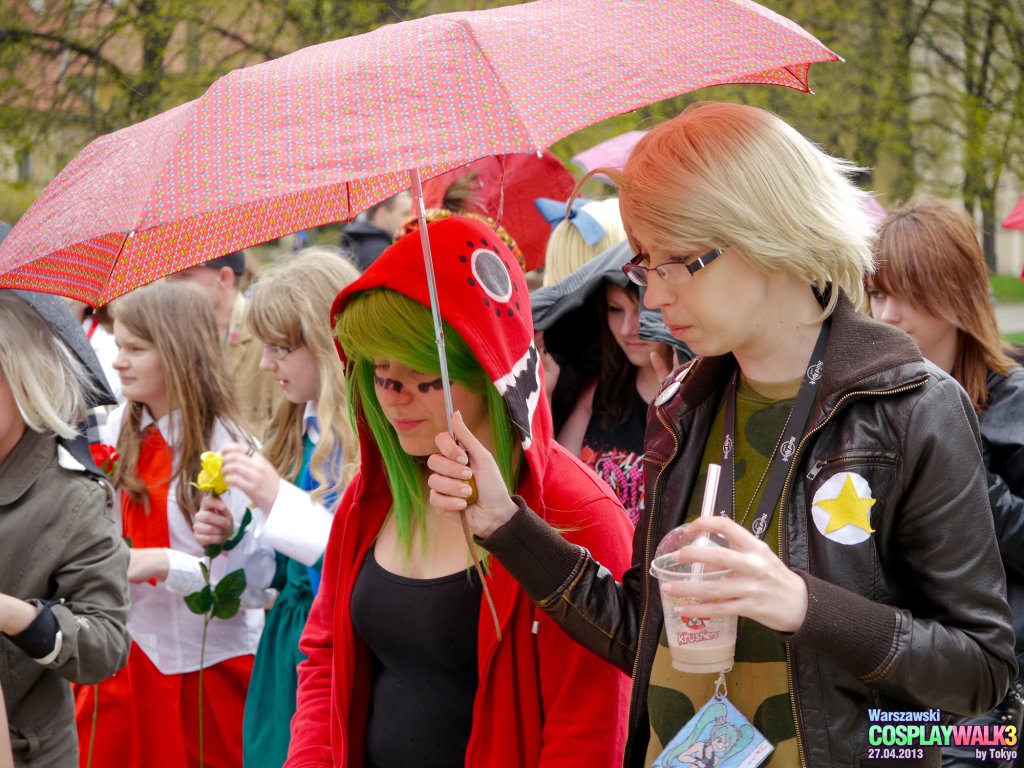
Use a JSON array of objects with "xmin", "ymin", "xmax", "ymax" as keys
[{"xmin": 351, "ymin": 548, "xmax": 482, "ymax": 768}]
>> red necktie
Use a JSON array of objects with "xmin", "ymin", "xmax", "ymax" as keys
[{"xmin": 122, "ymin": 423, "xmax": 172, "ymax": 550}]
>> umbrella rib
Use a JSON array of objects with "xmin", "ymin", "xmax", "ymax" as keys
[
  {"xmin": 98, "ymin": 231, "xmax": 133, "ymax": 307},
  {"xmin": 452, "ymin": 18, "xmax": 539, "ymax": 151}
]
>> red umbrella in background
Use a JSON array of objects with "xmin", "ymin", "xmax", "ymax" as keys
[
  {"xmin": 0, "ymin": 0, "xmax": 839, "ymax": 306},
  {"xmin": 420, "ymin": 151, "xmax": 575, "ymax": 272},
  {"xmin": 1004, "ymin": 196, "xmax": 1024, "ymax": 231}
]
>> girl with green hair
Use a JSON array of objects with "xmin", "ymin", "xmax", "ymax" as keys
[{"xmin": 286, "ymin": 215, "xmax": 633, "ymax": 768}]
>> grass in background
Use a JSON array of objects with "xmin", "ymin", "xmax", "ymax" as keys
[
  {"xmin": 1005, "ymin": 332, "xmax": 1024, "ymax": 347},
  {"xmin": 991, "ymin": 275, "xmax": 1024, "ymax": 303}
]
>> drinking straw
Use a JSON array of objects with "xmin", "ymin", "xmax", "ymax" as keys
[
  {"xmin": 690, "ymin": 463, "xmax": 721, "ymax": 579},
  {"xmin": 699, "ymin": 463, "xmax": 721, "ymax": 521}
]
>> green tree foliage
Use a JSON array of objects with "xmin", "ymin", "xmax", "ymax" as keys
[
  {"xmin": 0, "ymin": 0, "xmax": 432, "ymax": 202},
  {"xmin": 914, "ymin": 0, "xmax": 1023, "ymax": 268}
]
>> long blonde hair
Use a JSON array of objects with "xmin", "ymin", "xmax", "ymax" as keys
[
  {"xmin": 248, "ymin": 248, "xmax": 360, "ymax": 499},
  {"xmin": 112, "ymin": 282, "xmax": 244, "ymax": 517},
  {"xmin": 595, "ymin": 102, "xmax": 876, "ymax": 315},
  {"xmin": 0, "ymin": 292, "xmax": 93, "ymax": 439},
  {"xmin": 869, "ymin": 196, "xmax": 1014, "ymax": 412}
]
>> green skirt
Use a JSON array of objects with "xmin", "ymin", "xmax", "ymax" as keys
[{"xmin": 242, "ymin": 557, "xmax": 315, "ymax": 768}]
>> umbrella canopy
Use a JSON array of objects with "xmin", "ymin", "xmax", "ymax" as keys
[
  {"xmin": 570, "ymin": 130, "xmax": 647, "ymax": 177},
  {"xmin": 1004, "ymin": 196, "xmax": 1024, "ymax": 231},
  {"xmin": 0, "ymin": 0, "xmax": 838, "ymax": 306}
]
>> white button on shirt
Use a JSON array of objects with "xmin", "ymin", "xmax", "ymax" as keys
[{"xmin": 103, "ymin": 404, "xmax": 276, "ymax": 675}]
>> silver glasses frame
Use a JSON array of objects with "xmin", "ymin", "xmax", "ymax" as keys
[{"xmin": 622, "ymin": 246, "xmax": 724, "ymax": 287}]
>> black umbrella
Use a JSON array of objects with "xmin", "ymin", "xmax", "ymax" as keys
[{"xmin": 6, "ymin": 289, "xmax": 117, "ymax": 408}]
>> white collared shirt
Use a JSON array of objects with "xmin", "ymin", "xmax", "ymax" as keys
[
  {"xmin": 104, "ymin": 404, "xmax": 276, "ymax": 675},
  {"xmin": 250, "ymin": 400, "xmax": 335, "ymax": 567}
]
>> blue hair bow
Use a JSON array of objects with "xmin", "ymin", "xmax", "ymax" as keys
[{"xmin": 534, "ymin": 197, "xmax": 606, "ymax": 246}]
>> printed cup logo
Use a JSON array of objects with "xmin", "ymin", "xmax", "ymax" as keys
[
  {"xmin": 779, "ymin": 436, "xmax": 797, "ymax": 463},
  {"xmin": 722, "ymin": 434, "xmax": 733, "ymax": 459},
  {"xmin": 676, "ymin": 614, "xmax": 719, "ymax": 646},
  {"xmin": 806, "ymin": 360, "xmax": 824, "ymax": 384}
]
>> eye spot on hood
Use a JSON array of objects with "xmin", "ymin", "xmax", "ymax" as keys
[{"xmin": 472, "ymin": 247, "xmax": 512, "ymax": 304}]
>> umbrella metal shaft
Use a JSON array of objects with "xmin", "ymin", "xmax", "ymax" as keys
[{"xmin": 410, "ymin": 169, "xmax": 455, "ymax": 437}]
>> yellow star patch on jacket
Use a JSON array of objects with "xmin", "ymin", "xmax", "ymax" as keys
[{"xmin": 816, "ymin": 474, "xmax": 876, "ymax": 534}]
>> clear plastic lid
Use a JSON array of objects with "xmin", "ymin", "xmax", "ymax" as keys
[{"xmin": 650, "ymin": 523, "xmax": 732, "ymax": 579}]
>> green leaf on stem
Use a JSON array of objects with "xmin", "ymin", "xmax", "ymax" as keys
[
  {"xmin": 211, "ymin": 598, "xmax": 241, "ymax": 620},
  {"xmin": 199, "ymin": 560, "xmax": 209, "ymax": 581},
  {"xmin": 223, "ymin": 508, "xmax": 253, "ymax": 552},
  {"xmin": 184, "ymin": 585, "xmax": 213, "ymax": 615},
  {"xmin": 214, "ymin": 568, "xmax": 247, "ymax": 602}
]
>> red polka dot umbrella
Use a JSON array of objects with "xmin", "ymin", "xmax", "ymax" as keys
[{"xmin": 0, "ymin": 0, "xmax": 838, "ymax": 306}]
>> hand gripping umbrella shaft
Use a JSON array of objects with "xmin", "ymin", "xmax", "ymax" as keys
[{"xmin": 409, "ymin": 169, "xmax": 497, "ymax": 640}]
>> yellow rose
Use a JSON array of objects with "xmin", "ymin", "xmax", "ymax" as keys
[{"xmin": 194, "ymin": 451, "xmax": 230, "ymax": 496}]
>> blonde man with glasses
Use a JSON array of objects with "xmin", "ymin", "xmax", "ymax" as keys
[{"xmin": 427, "ymin": 102, "xmax": 1016, "ymax": 767}]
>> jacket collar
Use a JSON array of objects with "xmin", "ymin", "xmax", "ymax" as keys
[
  {"xmin": 660, "ymin": 291, "xmax": 928, "ymax": 424},
  {"xmin": 815, "ymin": 291, "xmax": 927, "ymax": 405},
  {"xmin": 0, "ymin": 428, "xmax": 55, "ymax": 505}
]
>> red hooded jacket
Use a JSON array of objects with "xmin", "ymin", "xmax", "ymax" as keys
[{"xmin": 285, "ymin": 217, "xmax": 633, "ymax": 768}]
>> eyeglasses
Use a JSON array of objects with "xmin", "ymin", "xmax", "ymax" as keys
[
  {"xmin": 621, "ymin": 246, "xmax": 724, "ymax": 287},
  {"xmin": 262, "ymin": 343, "xmax": 296, "ymax": 361}
]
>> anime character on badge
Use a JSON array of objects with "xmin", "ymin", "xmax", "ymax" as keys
[{"xmin": 654, "ymin": 698, "xmax": 771, "ymax": 768}]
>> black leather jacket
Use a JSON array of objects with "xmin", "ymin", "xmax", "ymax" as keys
[
  {"xmin": 982, "ymin": 367, "xmax": 1024, "ymax": 669},
  {"xmin": 483, "ymin": 295, "xmax": 1016, "ymax": 768}
]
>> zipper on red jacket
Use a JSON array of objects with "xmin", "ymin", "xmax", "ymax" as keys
[
  {"xmin": 779, "ymin": 377, "xmax": 928, "ymax": 768},
  {"xmin": 623, "ymin": 402, "xmax": 681, "ymax": 768}
]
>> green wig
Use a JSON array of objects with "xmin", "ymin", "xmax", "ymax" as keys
[{"xmin": 334, "ymin": 288, "xmax": 519, "ymax": 556}]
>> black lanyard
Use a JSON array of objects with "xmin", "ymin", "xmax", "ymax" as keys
[{"xmin": 717, "ymin": 318, "xmax": 831, "ymax": 539}]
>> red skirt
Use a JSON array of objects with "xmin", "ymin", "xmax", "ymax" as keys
[{"xmin": 75, "ymin": 642, "xmax": 253, "ymax": 768}]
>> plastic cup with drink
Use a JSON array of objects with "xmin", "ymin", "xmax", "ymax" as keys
[{"xmin": 649, "ymin": 463, "xmax": 737, "ymax": 673}]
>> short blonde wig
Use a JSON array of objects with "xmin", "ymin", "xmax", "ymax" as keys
[
  {"xmin": 601, "ymin": 102, "xmax": 876, "ymax": 314},
  {"xmin": 0, "ymin": 292, "xmax": 92, "ymax": 439},
  {"xmin": 542, "ymin": 198, "xmax": 627, "ymax": 287}
]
